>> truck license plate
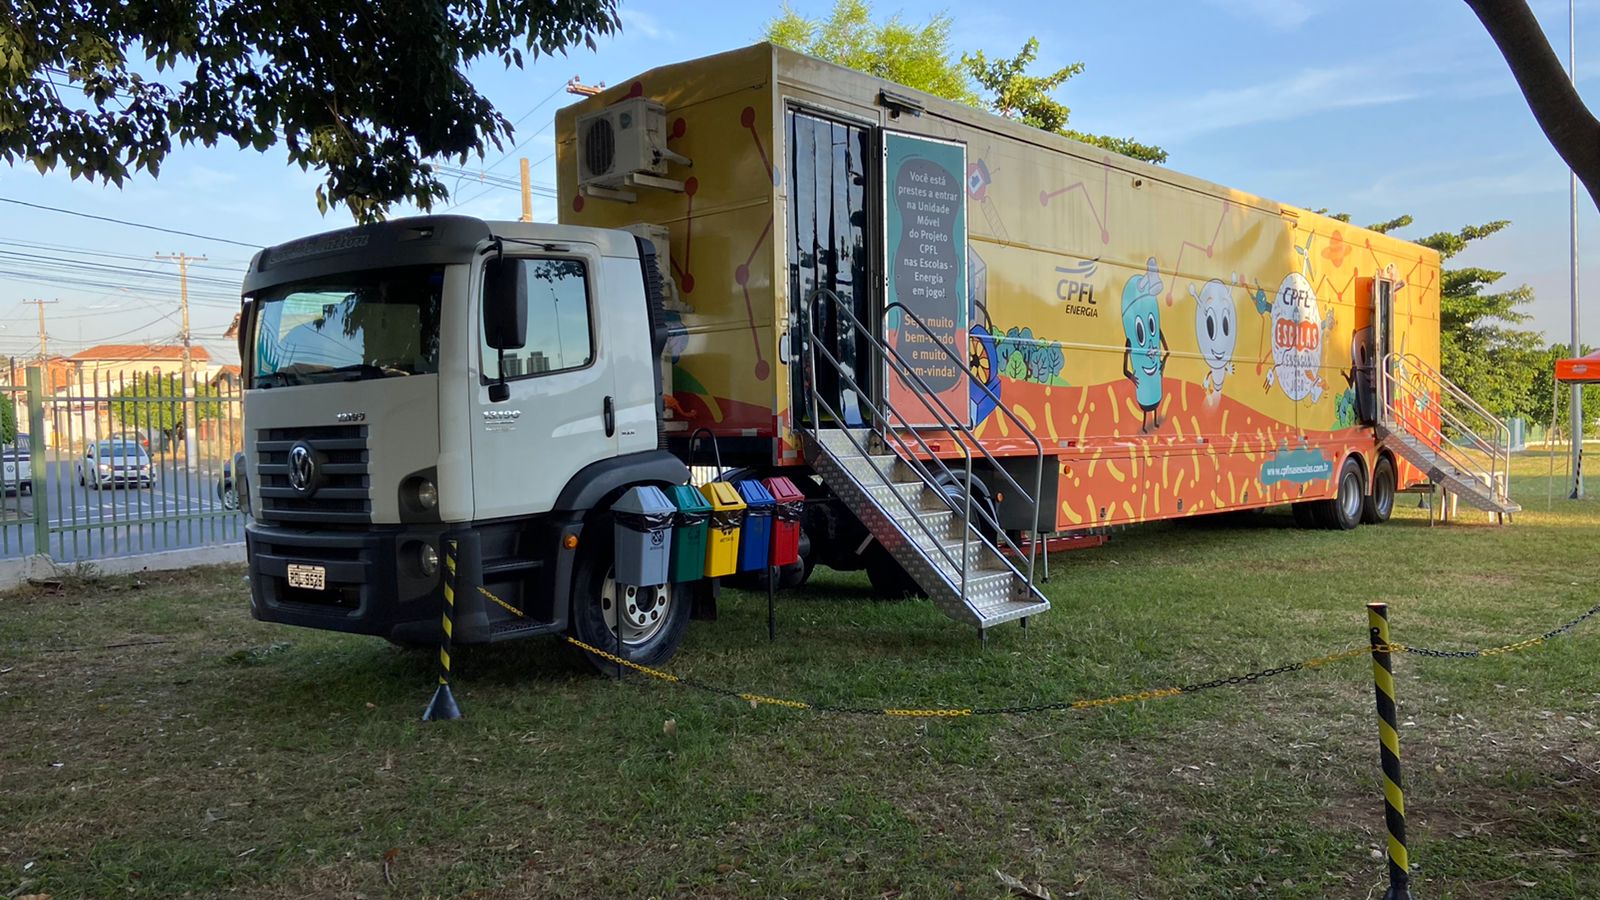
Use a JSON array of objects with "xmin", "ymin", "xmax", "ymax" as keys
[{"xmin": 287, "ymin": 564, "xmax": 326, "ymax": 591}]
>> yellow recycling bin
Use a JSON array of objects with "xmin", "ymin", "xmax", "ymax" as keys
[{"xmin": 698, "ymin": 481, "xmax": 746, "ymax": 578}]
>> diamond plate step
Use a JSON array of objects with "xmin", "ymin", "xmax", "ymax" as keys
[
  {"xmin": 1377, "ymin": 425, "xmax": 1520, "ymax": 515},
  {"xmin": 804, "ymin": 429, "xmax": 1050, "ymax": 631}
]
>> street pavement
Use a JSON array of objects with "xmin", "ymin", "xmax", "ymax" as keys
[{"xmin": 0, "ymin": 456, "xmax": 242, "ymax": 563}]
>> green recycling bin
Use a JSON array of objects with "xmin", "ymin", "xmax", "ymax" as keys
[{"xmin": 666, "ymin": 484, "xmax": 711, "ymax": 582}]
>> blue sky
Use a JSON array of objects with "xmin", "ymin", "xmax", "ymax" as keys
[{"xmin": 2, "ymin": 0, "xmax": 1597, "ymax": 365}]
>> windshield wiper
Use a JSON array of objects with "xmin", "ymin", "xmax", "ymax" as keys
[
  {"xmin": 328, "ymin": 363, "xmax": 411, "ymax": 380},
  {"xmin": 254, "ymin": 371, "xmax": 303, "ymax": 389}
]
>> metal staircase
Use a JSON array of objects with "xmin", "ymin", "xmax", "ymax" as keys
[
  {"xmin": 1377, "ymin": 352, "xmax": 1520, "ymax": 522},
  {"xmin": 798, "ymin": 291, "xmax": 1050, "ymax": 632}
]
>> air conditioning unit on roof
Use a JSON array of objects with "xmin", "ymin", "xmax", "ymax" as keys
[{"xmin": 576, "ymin": 97, "xmax": 691, "ymax": 200}]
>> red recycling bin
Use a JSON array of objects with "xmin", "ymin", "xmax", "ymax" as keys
[{"xmin": 764, "ymin": 476, "xmax": 805, "ymax": 567}]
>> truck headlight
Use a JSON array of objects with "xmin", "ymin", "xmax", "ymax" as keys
[
  {"xmin": 415, "ymin": 478, "xmax": 438, "ymax": 510},
  {"xmin": 98, "ymin": 464, "xmax": 111, "ymax": 473},
  {"xmin": 418, "ymin": 543, "xmax": 440, "ymax": 576}
]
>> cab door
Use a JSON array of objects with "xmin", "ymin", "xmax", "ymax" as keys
[{"xmin": 471, "ymin": 246, "xmax": 617, "ymax": 519}]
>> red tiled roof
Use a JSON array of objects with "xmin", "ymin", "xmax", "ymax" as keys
[{"xmin": 71, "ymin": 343, "xmax": 211, "ymax": 362}]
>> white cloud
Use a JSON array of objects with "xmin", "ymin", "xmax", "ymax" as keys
[
  {"xmin": 1202, "ymin": 0, "xmax": 1320, "ymax": 31},
  {"xmin": 1351, "ymin": 163, "xmax": 1569, "ymax": 209},
  {"xmin": 617, "ymin": 9, "xmax": 676, "ymax": 42},
  {"xmin": 1115, "ymin": 63, "xmax": 1421, "ymax": 143}
]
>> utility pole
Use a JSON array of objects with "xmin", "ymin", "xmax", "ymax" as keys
[
  {"xmin": 1569, "ymin": 1, "xmax": 1585, "ymax": 500},
  {"xmin": 519, "ymin": 157, "xmax": 534, "ymax": 222},
  {"xmin": 23, "ymin": 298, "xmax": 58, "ymax": 363},
  {"xmin": 157, "ymin": 252, "xmax": 206, "ymax": 468}
]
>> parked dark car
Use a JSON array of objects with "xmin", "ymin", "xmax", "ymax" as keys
[{"xmin": 2, "ymin": 432, "xmax": 30, "ymax": 496}]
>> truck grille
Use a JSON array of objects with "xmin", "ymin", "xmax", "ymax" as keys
[{"xmin": 256, "ymin": 425, "xmax": 371, "ymax": 524}]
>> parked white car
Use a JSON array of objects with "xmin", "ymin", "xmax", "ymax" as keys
[
  {"xmin": 76, "ymin": 440, "xmax": 154, "ymax": 489},
  {"xmin": 2, "ymin": 432, "xmax": 29, "ymax": 496}
]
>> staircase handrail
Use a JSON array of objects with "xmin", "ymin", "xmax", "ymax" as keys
[
  {"xmin": 800, "ymin": 288, "xmax": 1045, "ymax": 599},
  {"xmin": 841, "ymin": 295, "xmax": 1043, "ymax": 584},
  {"xmin": 1379, "ymin": 351, "xmax": 1513, "ymax": 506},
  {"xmin": 802, "ymin": 318, "xmax": 981, "ymax": 595},
  {"xmin": 801, "ymin": 299, "xmax": 1023, "ymax": 587},
  {"xmin": 885, "ymin": 301, "xmax": 1048, "ymax": 544}
]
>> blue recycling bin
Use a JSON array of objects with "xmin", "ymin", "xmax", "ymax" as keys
[
  {"xmin": 734, "ymin": 479, "xmax": 774, "ymax": 572},
  {"xmin": 612, "ymin": 485, "xmax": 675, "ymax": 587}
]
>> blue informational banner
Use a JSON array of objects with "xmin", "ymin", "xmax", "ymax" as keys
[{"xmin": 882, "ymin": 131, "xmax": 968, "ymax": 427}]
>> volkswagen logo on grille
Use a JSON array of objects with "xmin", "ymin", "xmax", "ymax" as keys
[{"xmin": 287, "ymin": 441, "xmax": 319, "ymax": 494}]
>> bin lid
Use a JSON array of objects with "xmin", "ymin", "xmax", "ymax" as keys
[
  {"xmin": 612, "ymin": 484, "xmax": 676, "ymax": 517},
  {"xmin": 763, "ymin": 476, "xmax": 805, "ymax": 504},
  {"xmin": 666, "ymin": 483, "xmax": 712, "ymax": 513},
  {"xmin": 733, "ymin": 478, "xmax": 774, "ymax": 509},
  {"xmin": 699, "ymin": 480, "xmax": 746, "ymax": 511}
]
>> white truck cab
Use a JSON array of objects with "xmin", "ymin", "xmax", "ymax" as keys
[{"xmin": 239, "ymin": 216, "xmax": 694, "ymax": 661}]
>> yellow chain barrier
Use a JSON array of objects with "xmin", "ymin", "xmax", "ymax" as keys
[{"xmin": 558, "ymin": 598, "xmax": 1598, "ymax": 720}]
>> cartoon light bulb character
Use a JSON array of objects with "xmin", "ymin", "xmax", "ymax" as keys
[
  {"xmin": 1188, "ymin": 278, "xmax": 1237, "ymax": 395},
  {"xmin": 1121, "ymin": 257, "xmax": 1169, "ymax": 433}
]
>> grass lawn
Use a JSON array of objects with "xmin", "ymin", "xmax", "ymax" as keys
[{"xmin": 2, "ymin": 452, "xmax": 1598, "ymax": 898}]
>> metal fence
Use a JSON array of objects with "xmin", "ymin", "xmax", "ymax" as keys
[{"xmin": 2, "ymin": 364, "xmax": 243, "ymax": 563}]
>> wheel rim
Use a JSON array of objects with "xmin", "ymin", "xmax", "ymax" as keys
[
  {"xmin": 600, "ymin": 571, "xmax": 674, "ymax": 647},
  {"xmin": 1340, "ymin": 470, "xmax": 1363, "ymax": 520}
]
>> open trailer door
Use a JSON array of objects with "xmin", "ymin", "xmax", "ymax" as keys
[{"xmin": 786, "ymin": 106, "xmax": 877, "ymax": 430}]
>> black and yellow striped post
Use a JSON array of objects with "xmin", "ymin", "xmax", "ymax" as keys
[
  {"xmin": 1368, "ymin": 602, "xmax": 1410, "ymax": 900},
  {"xmin": 423, "ymin": 540, "xmax": 464, "ymax": 722}
]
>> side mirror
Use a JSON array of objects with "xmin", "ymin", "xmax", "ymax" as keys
[{"xmin": 483, "ymin": 256, "xmax": 527, "ymax": 351}]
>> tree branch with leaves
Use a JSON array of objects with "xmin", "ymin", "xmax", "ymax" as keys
[{"xmin": 0, "ymin": 0, "xmax": 621, "ymax": 221}]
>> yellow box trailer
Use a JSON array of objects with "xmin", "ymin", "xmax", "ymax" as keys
[{"xmin": 556, "ymin": 42, "xmax": 1515, "ymax": 625}]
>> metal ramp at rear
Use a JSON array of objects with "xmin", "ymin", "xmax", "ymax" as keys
[
  {"xmin": 798, "ymin": 291, "xmax": 1050, "ymax": 633},
  {"xmin": 1377, "ymin": 352, "xmax": 1520, "ymax": 523}
]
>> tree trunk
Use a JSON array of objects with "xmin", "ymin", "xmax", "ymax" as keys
[{"xmin": 1464, "ymin": 0, "xmax": 1600, "ymax": 212}]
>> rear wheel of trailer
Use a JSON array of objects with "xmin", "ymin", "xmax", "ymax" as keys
[{"xmin": 1362, "ymin": 455, "xmax": 1396, "ymax": 525}]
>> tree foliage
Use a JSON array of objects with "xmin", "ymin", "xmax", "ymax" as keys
[
  {"xmin": 0, "ymin": 395, "xmax": 15, "ymax": 446},
  {"xmin": 764, "ymin": 1, "xmax": 1164, "ymax": 163},
  {"xmin": 110, "ymin": 375, "xmax": 224, "ymax": 439},
  {"xmin": 963, "ymin": 39, "xmax": 1166, "ymax": 164},
  {"xmin": 1408, "ymin": 220, "xmax": 1546, "ymax": 421},
  {"xmin": 0, "ymin": 1, "xmax": 621, "ymax": 220},
  {"xmin": 765, "ymin": 0, "xmax": 978, "ymax": 105}
]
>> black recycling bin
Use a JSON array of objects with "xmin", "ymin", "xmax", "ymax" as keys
[{"xmin": 612, "ymin": 485, "xmax": 676, "ymax": 587}]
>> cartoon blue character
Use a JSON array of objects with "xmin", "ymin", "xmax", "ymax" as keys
[{"xmin": 1121, "ymin": 257, "xmax": 1169, "ymax": 433}]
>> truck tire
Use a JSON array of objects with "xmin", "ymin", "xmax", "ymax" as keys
[
  {"xmin": 570, "ymin": 526, "xmax": 689, "ymax": 673},
  {"xmin": 1324, "ymin": 456, "xmax": 1365, "ymax": 531},
  {"xmin": 1362, "ymin": 456, "xmax": 1396, "ymax": 525}
]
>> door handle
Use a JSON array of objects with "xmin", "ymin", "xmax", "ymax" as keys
[{"xmin": 603, "ymin": 396, "xmax": 615, "ymax": 437}]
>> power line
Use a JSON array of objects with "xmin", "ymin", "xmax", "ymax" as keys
[
  {"xmin": 0, "ymin": 197, "xmax": 261, "ymax": 248},
  {"xmin": 0, "ymin": 237, "xmax": 246, "ymax": 273},
  {"xmin": 0, "ymin": 249, "xmax": 243, "ymax": 289}
]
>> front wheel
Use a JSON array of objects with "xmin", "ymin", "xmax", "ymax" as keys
[
  {"xmin": 570, "ymin": 531, "xmax": 689, "ymax": 673},
  {"xmin": 1362, "ymin": 456, "xmax": 1396, "ymax": 525}
]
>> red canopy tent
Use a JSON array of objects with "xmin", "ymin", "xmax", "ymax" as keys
[
  {"xmin": 1555, "ymin": 350, "xmax": 1600, "ymax": 384},
  {"xmin": 1549, "ymin": 350, "xmax": 1596, "ymax": 504}
]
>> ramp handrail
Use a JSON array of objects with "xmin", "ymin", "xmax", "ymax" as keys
[
  {"xmin": 798, "ymin": 289, "xmax": 1044, "ymax": 604},
  {"xmin": 1378, "ymin": 351, "xmax": 1513, "ymax": 507}
]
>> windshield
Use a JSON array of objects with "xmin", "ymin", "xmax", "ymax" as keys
[
  {"xmin": 250, "ymin": 265, "xmax": 445, "ymax": 387},
  {"xmin": 98, "ymin": 443, "xmax": 146, "ymax": 459}
]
